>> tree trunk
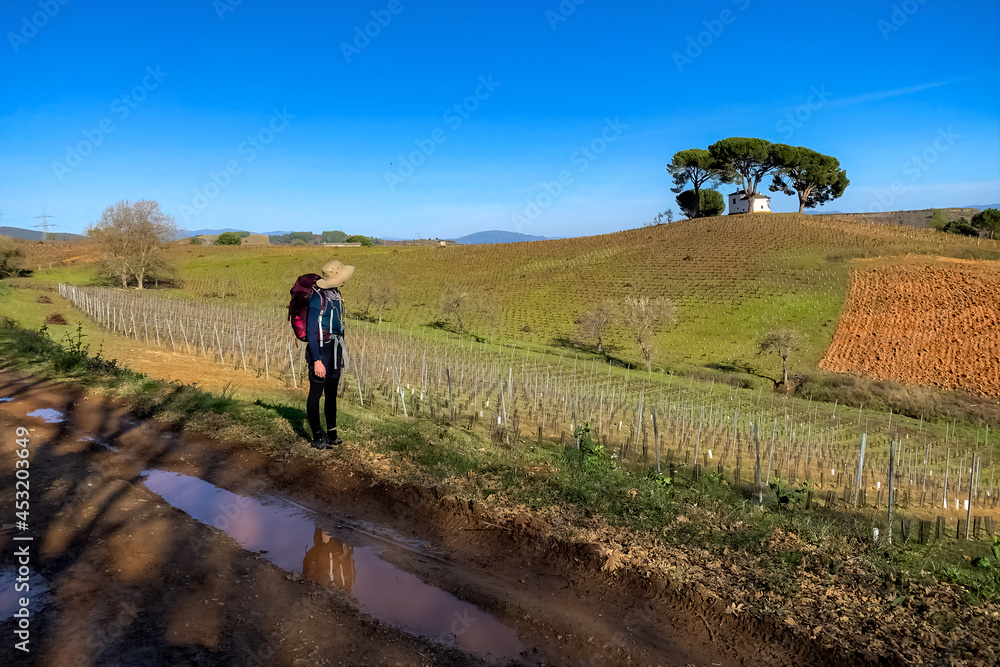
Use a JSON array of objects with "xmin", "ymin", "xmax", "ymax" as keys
[{"xmin": 797, "ymin": 185, "xmax": 814, "ymax": 213}]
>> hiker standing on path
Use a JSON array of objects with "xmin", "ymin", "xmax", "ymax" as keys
[{"xmin": 306, "ymin": 260, "xmax": 354, "ymax": 449}]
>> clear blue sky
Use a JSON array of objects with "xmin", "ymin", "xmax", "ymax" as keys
[{"xmin": 1, "ymin": 0, "xmax": 997, "ymax": 239}]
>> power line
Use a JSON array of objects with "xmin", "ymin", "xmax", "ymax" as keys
[{"xmin": 33, "ymin": 208, "xmax": 57, "ymax": 241}]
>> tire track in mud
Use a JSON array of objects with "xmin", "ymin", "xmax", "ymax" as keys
[{"xmin": 0, "ymin": 368, "xmax": 875, "ymax": 666}]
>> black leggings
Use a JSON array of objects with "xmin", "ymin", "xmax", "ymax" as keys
[{"xmin": 306, "ymin": 344, "xmax": 342, "ymax": 438}]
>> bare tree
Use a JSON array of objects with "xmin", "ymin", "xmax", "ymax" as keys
[
  {"xmin": 87, "ymin": 200, "xmax": 177, "ymax": 289},
  {"xmin": 620, "ymin": 296, "xmax": 677, "ymax": 371},
  {"xmin": 359, "ymin": 282, "xmax": 400, "ymax": 325},
  {"xmin": 477, "ymin": 298, "xmax": 501, "ymax": 344},
  {"xmin": 645, "ymin": 209, "xmax": 674, "ymax": 226},
  {"xmin": 440, "ymin": 290, "xmax": 469, "ymax": 334},
  {"xmin": 578, "ymin": 299, "xmax": 617, "ymax": 353},
  {"xmin": 373, "ymin": 284, "xmax": 399, "ymax": 325},
  {"xmin": 759, "ymin": 328, "xmax": 803, "ymax": 387}
]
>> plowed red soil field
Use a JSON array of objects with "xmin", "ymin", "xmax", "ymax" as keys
[{"xmin": 820, "ymin": 258, "xmax": 1000, "ymax": 397}]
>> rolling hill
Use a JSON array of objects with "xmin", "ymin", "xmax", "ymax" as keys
[
  {"xmin": 453, "ymin": 230, "xmax": 553, "ymax": 244},
  {"xmin": 166, "ymin": 213, "xmax": 999, "ymax": 379},
  {"xmin": 0, "ymin": 226, "xmax": 87, "ymax": 242}
]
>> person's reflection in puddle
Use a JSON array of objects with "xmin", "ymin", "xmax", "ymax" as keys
[{"xmin": 303, "ymin": 526, "xmax": 357, "ymax": 601}]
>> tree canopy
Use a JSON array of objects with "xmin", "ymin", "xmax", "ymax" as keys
[
  {"xmin": 971, "ymin": 208, "xmax": 1000, "ymax": 237},
  {"xmin": 708, "ymin": 137, "xmax": 778, "ymax": 200},
  {"xmin": 268, "ymin": 230, "xmax": 378, "ymax": 245},
  {"xmin": 769, "ymin": 145, "xmax": 849, "ymax": 213},
  {"xmin": 665, "ymin": 138, "xmax": 849, "ymax": 214},
  {"xmin": 676, "ymin": 188, "xmax": 724, "ymax": 219},
  {"xmin": 214, "ymin": 231, "xmax": 242, "ymax": 245},
  {"xmin": 345, "ymin": 234, "xmax": 376, "ymax": 246},
  {"xmin": 321, "ymin": 230, "xmax": 348, "ymax": 243},
  {"xmin": 666, "ymin": 148, "xmax": 733, "ymax": 217}
]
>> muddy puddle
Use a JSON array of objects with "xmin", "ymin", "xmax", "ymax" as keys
[
  {"xmin": 0, "ymin": 567, "xmax": 50, "ymax": 622},
  {"xmin": 25, "ymin": 408, "xmax": 65, "ymax": 423},
  {"xmin": 141, "ymin": 470, "xmax": 525, "ymax": 663}
]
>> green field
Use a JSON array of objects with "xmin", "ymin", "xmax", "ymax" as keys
[
  {"xmin": 4, "ymin": 215, "xmax": 1000, "ymax": 625},
  {"xmin": 165, "ymin": 213, "xmax": 996, "ymax": 378}
]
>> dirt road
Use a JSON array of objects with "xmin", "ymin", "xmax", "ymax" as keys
[{"xmin": 0, "ymin": 367, "xmax": 874, "ymax": 666}]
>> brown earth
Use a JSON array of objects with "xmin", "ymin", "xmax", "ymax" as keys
[
  {"xmin": 820, "ymin": 258, "xmax": 1000, "ymax": 398},
  {"xmin": 0, "ymin": 367, "xmax": 907, "ymax": 667},
  {"xmin": 2, "ymin": 360, "xmax": 999, "ymax": 666}
]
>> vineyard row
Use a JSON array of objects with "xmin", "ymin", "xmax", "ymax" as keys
[{"xmin": 59, "ymin": 283, "xmax": 997, "ymax": 514}]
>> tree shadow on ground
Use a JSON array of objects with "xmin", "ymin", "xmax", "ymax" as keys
[
  {"xmin": 427, "ymin": 318, "xmax": 457, "ymax": 334},
  {"xmin": 706, "ymin": 360, "xmax": 777, "ymax": 387},
  {"xmin": 426, "ymin": 319, "xmax": 492, "ymax": 343},
  {"xmin": 255, "ymin": 400, "xmax": 309, "ymax": 440},
  {"xmin": 549, "ymin": 335, "xmax": 636, "ymax": 370}
]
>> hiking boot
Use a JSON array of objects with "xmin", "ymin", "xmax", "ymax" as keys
[
  {"xmin": 310, "ymin": 435, "xmax": 331, "ymax": 450},
  {"xmin": 326, "ymin": 431, "xmax": 343, "ymax": 447}
]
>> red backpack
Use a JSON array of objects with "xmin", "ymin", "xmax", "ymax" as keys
[{"xmin": 288, "ymin": 273, "xmax": 321, "ymax": 341}]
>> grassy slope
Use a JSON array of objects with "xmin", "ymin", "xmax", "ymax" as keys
[
  {"xmin": 5, "ymin": 223, "xmax": 1000, "ymax": 653},
  {"xmin": 167, "ymin": 213, "xmax": 997, "ymax": 378}
]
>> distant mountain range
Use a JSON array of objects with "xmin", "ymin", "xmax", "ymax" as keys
[
  {"xmin": 183, "ymin": 229, "xmax": 554, "ymax": 244},
  {"xmin": 0, "ymin": 226, "xmax": 87, "ymax": 242},
  {"xmin": 181, "ymin": 228, "xmax": 296, "ymax": 237},
  {"xmin": 453, "ymin": 230, "xmax": 552, "ymax": 244}
]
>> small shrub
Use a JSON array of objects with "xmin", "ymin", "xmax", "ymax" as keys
[
  {"xmin": 0, "ymin": 235, "xmax": 25, "ymax": 277},
  {"xmin": 214, "ymin": 232, "xmax": 242, "ymax": 246}
]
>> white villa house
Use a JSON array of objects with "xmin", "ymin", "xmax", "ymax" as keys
[{"xmin": 727, "ymin": 189, "xmax": 772, "ymax": 214}]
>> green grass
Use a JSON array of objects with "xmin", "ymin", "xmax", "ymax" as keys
[{"xmin": 26, "ymin": 264, "xmax": 101, "ymax": 288}]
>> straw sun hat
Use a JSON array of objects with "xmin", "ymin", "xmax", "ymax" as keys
[{"xmin": 315, "ymin": 260, "xmax": 355, "ymax": 289}]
